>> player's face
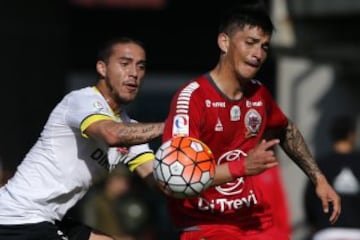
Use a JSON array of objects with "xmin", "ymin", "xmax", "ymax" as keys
[
  {"xmin": 226, "ymin": 25, "xmax": 270, "ymax": 81},
  {"xmin": 105, "ymin": 43, "xmax": 146, "ymax": 104}
]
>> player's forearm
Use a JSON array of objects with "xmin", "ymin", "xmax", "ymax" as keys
[
  {"xmin": 116, "ymin": 122, "xmax": 164, "ymax": 146},
  {"xmin": 135, "ymin": 160, "xmax": 161, "ymax": 190},
  {"xmin": 279, "ymin": 120, "xmax": 323, "ymax": 185},
  {"xmin": 101, "ymin": 121, "xmax": 164, "ymax": 147},
  {"xmin": 212, "ymin": 164, "xmax": 234, "ymax": 186}
]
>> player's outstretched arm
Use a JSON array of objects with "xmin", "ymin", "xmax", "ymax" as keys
[
  {"xmin": 212, "ymin": 139, "xmax": 280, "ymax": 186},
  {"xmin": 135, "ymin": 159, "xmax": 176, "ymax": 197},
  {"xmin": 134, "ymin": 160, "xmax": 160, "ymax": 188},
  {"xmin": 278, "ymin": 119, "xmax": 341, "ymax": 224},
  {"xmin": 85, "ymin": 120, "xmax": 164, "ymax": 147}
]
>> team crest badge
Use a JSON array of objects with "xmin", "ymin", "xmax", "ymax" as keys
[{"xmin": 245, "ymin": 109, "xmax": 262, "ymax": 138}]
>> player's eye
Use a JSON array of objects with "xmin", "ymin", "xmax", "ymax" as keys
[
  {"xmin": 120, "ymin": 61, "xmax": 130, "ymax": 67},
  {"xmin": 137, "ymin": 63, "xmax": 146, "ymax": 71},
  {"xmin": 262, "ymin": 44, "xmax": 270, "ymax": 53}
]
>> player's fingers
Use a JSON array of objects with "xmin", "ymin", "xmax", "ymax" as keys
[
  {"xmin": 329, "ymin": 198, "xmax": 341, "ymax": 224},
  {"xmin": 264, "ymin": 161, "xmax": 278, "ymax": 169},
  {"xmin": 263, "ymin": 154, "xmax": 277, "ymax": 162},
  {"xmin": 254, "ymin": 139, "xmax": 266, "ymax": 148},
  {"xmin": 266, "ymin": 150, "xmax": 275, "ymax": 157},
  {"xmin": 329, "ymin": 208, "xmax": 340, "ymax": 224},
  {"xmin": 321, "ymin": 197, "xmax": 329, "ymax": 214},
  {"xmin": 258, "ymin": 139, "xmax": 280, "ymax": 150}
]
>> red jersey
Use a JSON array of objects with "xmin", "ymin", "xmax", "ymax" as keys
[
  {"xmin": 257, "ymin": 166, "xmax": 291, "ymax": 236},
  {"xmin": 163, "ymin": 74, "xmax": 288, "ymax": 231}
]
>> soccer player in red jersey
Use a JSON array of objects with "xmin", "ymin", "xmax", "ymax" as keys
[{"xmin": 162, "ymin": 2, "xmax": 341, "ymax": 239}]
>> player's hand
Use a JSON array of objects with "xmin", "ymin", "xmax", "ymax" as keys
[
  {"xmin": 315, "ymin": 174, "xmax": 341, "ymax": 224},
  {"xmin": 245, "ymin": 139, "xmax": 280, "ymax": 176}
]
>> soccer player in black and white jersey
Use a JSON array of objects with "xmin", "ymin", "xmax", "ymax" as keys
[{"xmin": 0, "ymin": 37, "xmax": 163, "ymax": 240}]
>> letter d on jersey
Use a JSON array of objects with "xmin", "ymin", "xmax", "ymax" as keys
[{"xmin": 172, "ymin": 114, "xmax": 189, "ymax": 137}]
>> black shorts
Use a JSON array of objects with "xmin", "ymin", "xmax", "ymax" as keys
[{"xmin": 0, "ymin": 217, "xmax": 92, "ymax": 240}]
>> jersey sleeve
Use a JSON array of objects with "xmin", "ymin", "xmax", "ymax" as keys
[
  {"xmin": 107, "ymin": 144, "xmax": 155, "ymax": 172},
  {"xmin": 262, "ymin": 86, "xmax": 288, "ymax": 129},
  {"xmin": 65, "ymin": 90, "xmax": 114, "ymax": 137},
  {"xmin": 163, "ymin": 81, "xmax": 203, "ymax": 142}
]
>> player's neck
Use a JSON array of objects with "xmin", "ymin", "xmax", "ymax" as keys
[
  {"xmin": 95, "ymin": 80, "xmax": 121, "ymax": 115},
  {"xmin": 210, "ymin": 66, "xmax": 245, "ymax": 100}
]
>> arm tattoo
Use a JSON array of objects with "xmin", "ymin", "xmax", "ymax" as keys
[
  {"xmin": 279, "ymin": 120, "xmax": 322, "ymax": 184},
  {"xmin": 117, "ymin": 122, "xmax": 164, "ymax": 146}
]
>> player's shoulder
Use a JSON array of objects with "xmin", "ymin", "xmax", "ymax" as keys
[
  {"xmin": 178, "ymin": 76, "xmax": 202, "ymax": 89},
  {"xmin": 67, "ymin": 86, "xmax": 98, "ymax": 98},
  {"xmin": 175, "ymin": 74, "xmax": 210, "ymax": 95},
  {"xmin": 57, "ymin": 86, "xmax": 109, "ymax": 115},
  {"xmin": 65, "ymin": 86, "xmax": 103, "ymax": 103}
]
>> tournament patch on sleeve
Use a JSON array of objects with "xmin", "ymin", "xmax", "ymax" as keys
[{"xmin": 172, "ymin": 114, "xmax": 189, "ymax": 137}]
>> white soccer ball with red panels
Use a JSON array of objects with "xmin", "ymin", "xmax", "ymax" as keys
[{"xmin": 153, "ymin": 136, "xmax": 216, "ymax": 199}]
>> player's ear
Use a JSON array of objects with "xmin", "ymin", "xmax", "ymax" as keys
[
  {"xmin": 96, "ymin": 60, "xmax": 107, "ymax": 78},
  {"xmin": 218, "ymin": 33, "xmax": 229, "ymax": 54}
]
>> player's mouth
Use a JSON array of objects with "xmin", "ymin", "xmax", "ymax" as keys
[
  {"xmin": 244, "ymin": 60, "xmax": 260, "ymax": 69},
  {"xmin": 124, "ymin": 82, "xmax": 138, "ymax": 92}
]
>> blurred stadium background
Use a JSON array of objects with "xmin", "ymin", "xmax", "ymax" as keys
[{"xmin": 1, "ymin": 0, "xmax": 360, "ymax": 239}]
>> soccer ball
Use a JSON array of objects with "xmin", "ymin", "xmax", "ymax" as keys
[{"xmin": 153, "ymin": 136, "xmax": 216, "ymax": 199}]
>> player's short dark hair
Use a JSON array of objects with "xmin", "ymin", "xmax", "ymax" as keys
[
  {"xmin": 218, "ymin": 1, "xmax": 274, "ymax": 36},
  {"xmin": 97, "ymin": 37, "xmax": 145, "ymax": 63},
  {"xmin": 329, "ymin": 115, "xmax": 356, "ymax": 142}
]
